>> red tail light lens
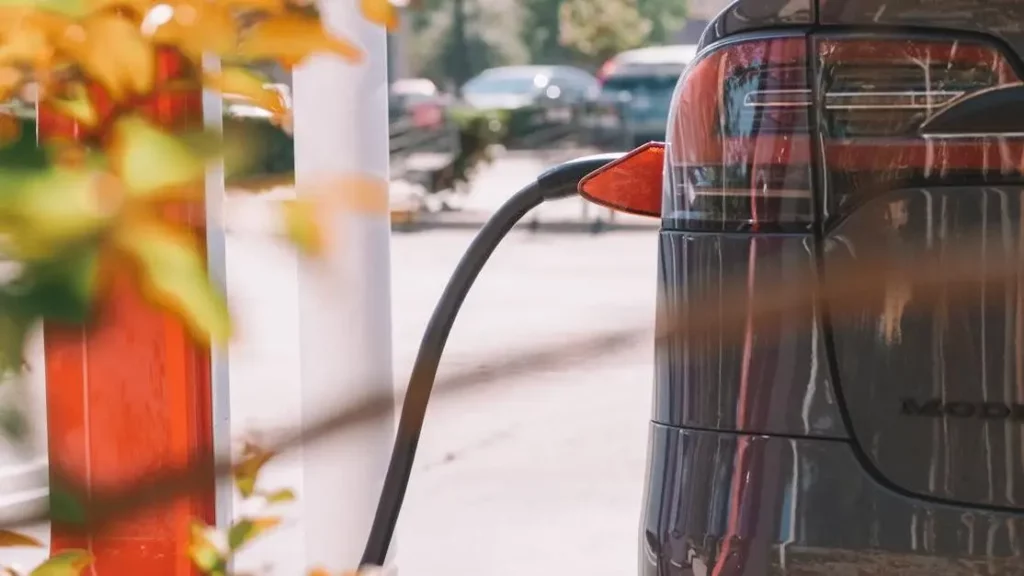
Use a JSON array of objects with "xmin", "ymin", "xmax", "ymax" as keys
[
  {"xmin": 815, "ymin": 37, "xmax": 1024, "ymax": 220},
  {"xmin": 666, "ymin": 35, "xmax": 1024, "ymax": 231},
  {"xmin": 597, "ymin": 58, "xmax": 617, "ymax": 85},
  {"xmin": 665, "ymin": 37, "xmax": 815, "ymax": 232}
]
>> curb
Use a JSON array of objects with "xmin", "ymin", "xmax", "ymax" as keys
[{"xmin": 391, "ymin": 211, "xmax": 659, "ymax": 234}]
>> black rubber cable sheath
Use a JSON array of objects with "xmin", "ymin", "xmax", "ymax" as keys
[{"xmin": 360, "ymin": 153, "xmax": 622, "ymax": 567}]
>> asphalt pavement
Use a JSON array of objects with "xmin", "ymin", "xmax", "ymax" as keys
[{"xmin": 386, "ymin": 229, "xmax": 657, "ymax": 576}]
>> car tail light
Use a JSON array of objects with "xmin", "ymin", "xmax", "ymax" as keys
[
  {"xmin": 665, "ymin": 35, "xmax": 1024, "ymax": 231},
  {"xmin": 814, "ymin": 37, "xmax": 1024, "ymax": 219},
  {"xmin": 665, "ymin": 37, "xmax": 815, "ymax": 232},
  {"xmin": 597, "ymin": 58, "xmax": 617, "ymax": 85}
]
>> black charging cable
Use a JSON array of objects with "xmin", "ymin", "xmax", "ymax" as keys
[{"xmin": 360, "ymin": 153, "xmax": 623, "ymax": 567}]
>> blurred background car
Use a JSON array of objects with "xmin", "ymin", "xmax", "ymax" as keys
[
  {"xmin": 591, "ymin": 44, "xmax": 697, "ymax": 148},
  {"xmin": 460, "ymin": 65, "xmax": 599, "ymax": 112},
  {"xmin": 389, "ymin": 78, "xmax": 452, "ymax": 130},
  {"xmin": 458, "ymin": 65, "xmax": 600, "ymax": 150}
]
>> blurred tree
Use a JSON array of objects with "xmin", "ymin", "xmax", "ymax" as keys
[
  {"xmin": 638, "ymin": 0, "xmax": 688, "ymax": 45},
  {"xmin": 406, "ymin": 0, "xmax": 527, "ymax": 90},
  {"xmin": 521, "ymin": 0, "xmax": 574, "ymax": 65},
  {"xmin": 558, "ymin": 0, "xmax": 651, "ymax": 65},
  {"xmin": 523, "ymin": 0, "xmax": 687, "ymax": 67}
]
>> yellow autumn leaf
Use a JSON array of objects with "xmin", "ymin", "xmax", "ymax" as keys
[
  {"xmin": 29, "ymin": 549, "xmax": 94, "ymax": 576},
  {"xmin": 0, "ymin": 111, "xmax": 21, "ymax": 144},
  {"xmin": 0, "ymin": 25, "xmax": 56, "ymax": 80},
  {"xmin": 215, "ymin": 0, "xmax": 285, "ymax": 13},
  {"xmin": 205, "ymin": 67, "xmax": 286, "ymax": 117},
  {"xmin": 233, "ymin": 13, "xmax": 362, "ymax": 68},
  {"xmin": 0, "ymin": 66, "xmax": 23, "ymax": 102},
  {"xmin": 107, "ymin": 115, "xmax": 208, "ymax": 199},
  {"xmin": 116, "ymin": 220, "xmax": 232, "ymax": 343},
  {"xmin": 262, "ymin": 487, "xmax": 296, "ymax": 504},
  {"xmin": 359, "ymin": 0, "xmax": 398, "ymax": 30},
  {"xmin": 46, "ymin": 83, "xmax": 98, "ymax": 126},
  {"xmin": 58, "ymin": 12, "xmax": 154, "ymax": 100},
  {"xmin": 188, "ymin": 521, "xmax": 226, "ymax": 574},
  {"xmin": 281, "ymin": 198, "xmax": 324, "ymax": 256},
  {"xmin": 142, "ymin": 0, "xmax": 238, "ymax": 61},
  {"xmin": 0, "ymin": 167, "xmax": 114, "ymax": 259},
  {"xmin": 227, "ymin": 516, "xmax": 281, "ymax": 551},
  {"xmin": 0, "ymin": 0, "xmax": 86, "ymax": 17},
  {"xmin": 0, "ymin": 529, "xmax": 43, "ymax": 547},
  {"xmin": 86, "ymin": 0, "xmax": 155, "ymax": 16},
  {"xmin": 232, "ymin": 442, "xmax": 273, "ymax": 498}
]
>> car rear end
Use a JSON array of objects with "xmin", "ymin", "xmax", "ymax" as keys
[{"xmin": 643, "ymin": 0, "xmax": 1024, "ymax": 573}]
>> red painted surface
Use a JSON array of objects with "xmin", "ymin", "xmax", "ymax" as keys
[{"xmin": 40, "ymin": 49, "xmax": 215, "ymax": 575}]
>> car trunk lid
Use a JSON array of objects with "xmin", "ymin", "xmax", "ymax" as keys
[{"xmin": 811, "ymin": 25, "xmax": 1024, "ymax": 510}]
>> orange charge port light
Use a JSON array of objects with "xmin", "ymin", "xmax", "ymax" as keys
[{"xmin": 578, "ymin": 141, "xmax": 665, "ymax": 218}]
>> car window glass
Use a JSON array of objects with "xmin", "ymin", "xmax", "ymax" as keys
[
  {"xmin": 601, "ymin": 73, "xmax": 681, "ymax": 96},
  {"xmin": 463, "ymin": 74, "xmax": 541, "ymax": 95}
]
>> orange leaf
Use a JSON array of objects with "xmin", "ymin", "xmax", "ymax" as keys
[
  {"xmin": 0, "ymin": 529, "xmax": 43, "ymax": 547},
  {"xmin": 205, "ymin": 67, "xmax": 287, "ymax": 117},
  {"xmin": 281, "ymin": 198, "xmax": 324, "ymax": 256},
  {"xmin": 359, "ymin": 0, "xmax": 398, "ymax": 30},
  {"xmin": 233, "ymin": 13, "xmax": 362, "ymax": 68},
  {"xmin": 142, "ymin": 0, "xmax": 238, "ymax": 61},
  {"xmin": 0, "ymin": 112, "xmax": 21, "ymax": 144},
  {"xmin": 58, "ymin": 12, "xmax": 155, "ymax": 100}
]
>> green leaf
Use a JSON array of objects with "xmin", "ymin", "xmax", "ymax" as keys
[
  {"xmin": 0, "ymin": 166, "xmax": 113, "ymax": 260},
  {"xmin": 117, "ymin": 221, "xmax": 231, "ymax": 344},
  {"xmin": 0, "ymin": 529, "xmax": 43, "ymax": 547},
  {"xmin": 48, "ymin": 487, "xmax": 87, "ymax": 526},
  {"xmin": 0, "ymin": 405, "xmax": 29, "ymax": 441},
  {"xmin": 47, "ymin": 85, "xmax": 98, "ymax": 127},
  {"xmin": 0, "ymin": 307, "xmax": 30, "ymax": 375},
  {"xmin": 10, "ymin": 246, "xmax": 102, "ymax": 324},
  {"xmin": 108, "ymin": 116, "xmax": 209, "ymax": 198},
  {"xmin": 281, "ymin": 199, "xmax": 324, "ymax": 256},
  {"xmin": 188, "ymin": 522, "xmax": 226, "ymax": 575},
  {"xmin": 0, "ymin": 121, "xmax": 48, "ymax": 170},
  {"xmin": 232, "ymin": 443, "xmax": 273, "ymax": 498},
  {"xmin": 263, "ymin": 488, "xmax": 296, "ymax": 504},
  {"xmin": 227, "ymin": 516, "xmax": 281, "ymax": 551},
  {"xmin": 0, "ymin": 0, "xmax": 85, "ymax": 16},
  {"xmin": 29, "ymin": 549, "xmax": 94, "ymax": 576}
]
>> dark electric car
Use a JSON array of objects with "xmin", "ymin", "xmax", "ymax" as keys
[
  {"xmin": 360, "ymin": 1, "xmax": 1024, "ymax": 573},
  {"xmin": 631, "ymin": 0, "xmax": 1024, "ymax": 574}
]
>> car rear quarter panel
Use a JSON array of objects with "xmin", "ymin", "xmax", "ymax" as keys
[{"xmin": 654, "ymin": 233, "xmax": 846, "ymax": 438}]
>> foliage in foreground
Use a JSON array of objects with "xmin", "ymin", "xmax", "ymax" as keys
[{"xmin": 0, "ymin": 0, "xmax": 406, "ymax": 573}]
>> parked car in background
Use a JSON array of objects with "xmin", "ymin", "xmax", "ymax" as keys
[
  {"xmin": 594, "ymin": 44, "xmax": 697, "ymax": 148},
  {"xmin": 459, "ymin": 65, "xmax": 600, "ymax": 148},
  {"xmin": 460, "ymin": 65, "xmax": 599, "ymax": 113},
  {"xmin": 389, "ymin": 78, "xmax": 451, "ymax": 130}
]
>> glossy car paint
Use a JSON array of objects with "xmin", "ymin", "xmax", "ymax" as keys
[{"xmin": 642, "ymin": 0, "xmax": 1024, "ymax": 573}]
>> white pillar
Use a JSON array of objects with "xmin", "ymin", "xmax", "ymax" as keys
[
  {"xmin": 291, "ymin": 0, "xmax": 396, "ymax": 573},
  {"xmin": 201, "ymin": 53, "xmax": 234, "ymax": 536}
]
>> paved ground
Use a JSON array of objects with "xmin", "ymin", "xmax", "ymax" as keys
[
  {"xmin": 388, "ymin": 229, "xmax": 657, "ymax": 576},
  {"xmin": 225, "ymin": 227, "xmax": 659, "ymax": 575},
  {"xmin": 2, "ymin": 152, "xmax": 661, "ymax": 574}
]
